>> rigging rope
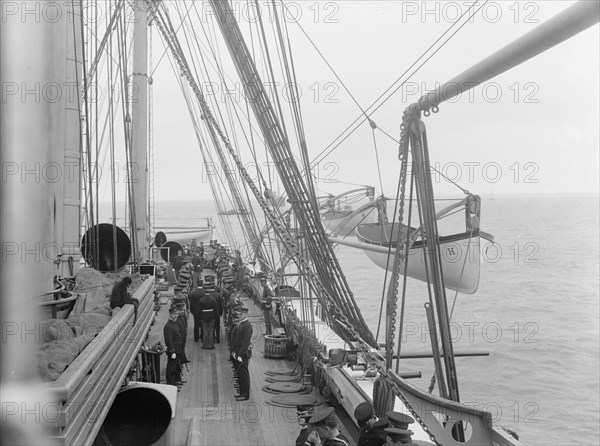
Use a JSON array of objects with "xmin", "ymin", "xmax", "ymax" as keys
[
  {"xmin": 370, "ymin": 121, "xmax": 385, "ymax": 198},
  {"xmin": 311, "ymin": 0, "xmax": 489, "ymax": 168},
  {"xmin": 151, "ymin": 0, "xmax": 376, "ymax": 346},
  {"xmin": 172, "ymin": 0, "xmax": 272, "ymax": 270}
]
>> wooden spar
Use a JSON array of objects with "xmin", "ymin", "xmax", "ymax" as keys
[
  {"xmin": 417, "ymin": 0, "xmax": 600, "ymax": 112},
  {"xmin": 391, "ymin": 350, "xmax": 490, "ymax": 360},
  {"xmin": 425, "ymin": 301, "xmax": 448, "ymax": 399},
  {"xmin": 410, "ymin": 120, "xmax": 462, "ymax": 406},
  {"xmin": 131, "ymin": 0, "xmax": 149, "ymax": 264}
]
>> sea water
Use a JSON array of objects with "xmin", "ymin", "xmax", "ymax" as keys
[{"xmin": 151, "ymin": 194, "xmax": 599, "ymax": 445}]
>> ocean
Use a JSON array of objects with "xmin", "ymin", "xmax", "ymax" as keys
[{"xmin": 152, "ymin": 194, "xmax": 599, "ymax": 445}]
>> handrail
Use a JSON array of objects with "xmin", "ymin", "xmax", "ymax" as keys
[
  {"xmin": 41, "ymin": 277, "xmax": 155, "ymax": 445},
  {"xmin": 47, "ymin": 278, "xmax": 154, "ymax": 401}
]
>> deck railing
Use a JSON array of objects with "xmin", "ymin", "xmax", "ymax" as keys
[{"xmin": 45, "ymin": 278, "xmax": 155, "ymax": 446}]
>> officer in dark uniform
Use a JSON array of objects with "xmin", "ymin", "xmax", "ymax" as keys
[
  {"xmin": 189, "ymin": 288, "xmax": 204, "ymax": 342},
  {"xmin": 354, "ymin": 402, "xmax": 386, "ymax": 446},
  {"xmin": 164, "ymin": 307, "xmax": 183, "ymax": 388},
  {"xmin": 260, "ymin": 278, "xmax": 275, "ymax": 334},
  {"xmin": 307, "ymin": 406, "xmax": 349, "ymax": 446},
  {"xmin": 210, "ymin": 286, "xmax": 223, "ymax": 343},
  {"xmin": 174, "ymin": 303, "xmax": 189, "ymax": 366},
  {"xmin": 231, "ymin": 307, "xmax": 252, "ymax": 401},
  {"xmin": 198, "ymin": 290, "xmax": 217, "ymax": 349}
]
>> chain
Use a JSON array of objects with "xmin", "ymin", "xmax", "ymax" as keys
[
  {"xmin": 384, "ymin": 126, "xmax": 410, "ymax": 369},
  {"xmin": 376, "ymin": 367, "xmax": 441, "ymax": 446},
  {"xmin": 384, "ymin": 104, "xmax": 424, "ymax": 369},
  {"xmin": 336, "ymin": 318, "xmax": 441, "ymax": 446}
]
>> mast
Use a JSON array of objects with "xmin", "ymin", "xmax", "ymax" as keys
[{"xmin": 131, "ymin": 0, "xmax": 149, "ymax": 265}]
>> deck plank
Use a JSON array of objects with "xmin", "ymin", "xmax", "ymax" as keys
[{"xmin": 148, "ymin": 283, "xmax": 302, "ymax": 445}]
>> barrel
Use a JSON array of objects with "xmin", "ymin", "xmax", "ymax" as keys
[{"xmin": 264, "ymin": 334, "xmax": 288, "ymax": 359}]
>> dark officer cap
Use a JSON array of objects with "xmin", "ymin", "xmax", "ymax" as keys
[
  {"xmin": 373, "ymin": 418, "xmax": 389, "ymax": 430},
  {"xmin": 354, "ymin": 402, "xmax": 374, "ymax": 424},
  {"xmin": 308, "ymin": 406, "xmax": 335, "ymax": 425},
  {"xmin": 168, "ymin": 307, "xmax": 178, "ymax": 314},
  {"xmin": 384, "ymin": 427, "xmax": 414, "ymax": 442},
  {"xmin": 387, "ymin": 411, "xmax": 415, "ymax": 429}
]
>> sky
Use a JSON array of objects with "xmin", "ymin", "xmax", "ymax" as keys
[{"xmin": 142, "ymin": 1, "xmax": 599, "ymax": 204}]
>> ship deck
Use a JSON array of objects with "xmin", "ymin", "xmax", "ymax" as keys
[{"xmin": 146, "ymin": 273, "xmax": 355, "ymax": 445}]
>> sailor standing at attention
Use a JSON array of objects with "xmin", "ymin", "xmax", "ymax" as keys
[
  {"xmin": 210, "ymin": 286, "xmax": 224, "ymax": 343},
  {"xmin": 189, "ymin": 288, "xmax": 204, "ymax": 343},
  {"xmin": 232, "ymin": 306, "xmax": 252, "ymax": 401},
  {"xmin": 260, "ymin": 277, "xmax": 275, "ymax": 335},
  {"xmin": 164, "ymin": 307, "xmax": 184, "ymax": 390},
  {"xmin": 175, "ymin": 303, "xmax": 190, "ymax": 366},
  {"xmin": 198, "ymin": 289, "xmax": 217, "ymax": 349}
]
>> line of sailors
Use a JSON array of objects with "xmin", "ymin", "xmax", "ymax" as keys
[
  {"xmin": 164, "ymin": 240, "xmax": 254, "ymax": 392},
  {"xmin": 164, "ymin": 248, "xmax": 197, "ymax": 391},
  {"xmin": 163, "ymin": 241, "xmax": 215, "ymax": 388},
  {"xmin": 296, "ymin": 402, "xmax": 426, "ymax": 446}
]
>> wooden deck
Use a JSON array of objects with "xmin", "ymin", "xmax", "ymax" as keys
[{"xmin": 147, "ymin": 283, "xmax": 317, "ymax": 445}]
